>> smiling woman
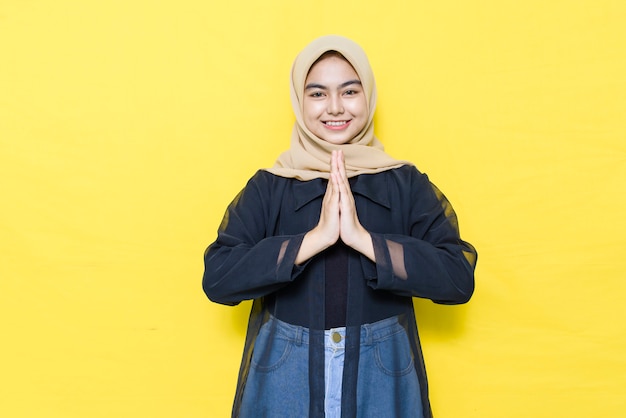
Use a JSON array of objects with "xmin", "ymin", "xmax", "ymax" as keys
[
  {"xmin": 302, "ymin": 52, "xmax": 367, "ymax": 145},
  {"xmin": 202, "ymin": 35, "xmax": 477, "ymax": 418}
]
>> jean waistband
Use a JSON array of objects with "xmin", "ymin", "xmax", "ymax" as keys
[{"xmin": 266, "ymin": 315, "xmax": 404, "ymax": 346}]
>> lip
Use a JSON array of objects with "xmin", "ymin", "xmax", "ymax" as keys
[{"xmin": 323, "ymin": 120, "xmax": 351, "ymax": 130}]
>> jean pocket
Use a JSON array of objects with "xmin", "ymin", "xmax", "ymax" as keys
[
  {"xmin": 250, "ymin": 322, "xmax": 294, "ymax": 372},
  {"xmin": 374, "ymin": 329, "xmax": 415, "ymax": 376}
]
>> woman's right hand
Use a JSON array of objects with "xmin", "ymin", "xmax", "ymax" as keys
[
  {"xmin": 295, "ymin": 180, "xmax": 340, "ymax": 265},
  {"xmin": 316, "ymin": 160, "xmax": 342, "ymax": 245},
  {"xmin": 294, "ymin": 153, "xmax": 342, "ymax": 265}
]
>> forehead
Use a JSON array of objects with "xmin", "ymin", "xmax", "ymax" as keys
[{"xmin": 305, "ymin": 54, "xmax": 360, "ymax": 83}]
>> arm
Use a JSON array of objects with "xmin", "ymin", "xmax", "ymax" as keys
[
  {"xmin": 202, "ymin": 172, "xmax": 307, "ymax": 306},
  {"xmin": 365, "ymin": 169, "xmax": 477, "ymax": 304}
]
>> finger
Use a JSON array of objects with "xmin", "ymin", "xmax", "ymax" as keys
[
  {"xmin": 325, "ymin": 151, "xmax": 338, "ymax": 192},
  {"xmin": 335, "ymin": 150, "xmax": 346, "ymax": 183},
  {"xmin": 331, "ymin": 150, "xmax": 339, "ymax": 177},
  {"xmin": 331, "ymin": 170, "xmax": 343, "ymax": 196},
  {"xmin": 338, "ymin": 150, "xmax": 344, "ymax": 175},
  {"xmin": 336, "ymin": 151, "xmax": 353, "ymax": 200},
  {"xmin": 333, "ymin": 172, "xmax": 353, "ymax": 216},
  {"xmin": 318, "ymin": 176, "xmax": 339, "ymax": 236},
  {"xmin": 329, "ymin": 151, "xmax": 341, "ymax": 196},
  {"xmin": 337, "ymin": 149, "xmax": 344, "ymax": 170}
]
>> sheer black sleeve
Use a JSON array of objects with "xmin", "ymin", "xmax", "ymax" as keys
[
  {"xmin": 202, "ymin": 172, "xmax": 307, "ymax": 306},
  {"xmin": 366, "ymin": 169, "xmax": 477, "ymax": 304}
]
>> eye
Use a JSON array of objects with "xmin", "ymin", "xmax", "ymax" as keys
[
  {"xmin": 309, "ymin": 91, "xmax": 325, "ymax": 98},
  {"xmin": 343, "ymin": 89, "xmax": 359, "ymax": 96}
]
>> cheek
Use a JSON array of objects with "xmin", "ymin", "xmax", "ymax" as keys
[
  {"xmin": 358, "ymin": 98, "xmax": 368, "ymax": 116},
  {"xmin": 301, "ymin": 104, "xmax": 317, "ymax": 131},
  {"xmin": 302, "ymin": 101, "xmax": 313, "ymax": 119},
  {"xmin": 303, "ymin": 102, "xmax": 324, "ymax": 122},
  {"xmin": 351, "ymin": 100, "xmax": 368, "ymax": 130},
  {"xmin": 347, "ymin": 98, "xmax": 367, "ymax": 117}
]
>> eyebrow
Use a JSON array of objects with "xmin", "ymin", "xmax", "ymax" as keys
[{"xmin": 304, "ymin": 79, "xmax": 362, "ymax": 90}]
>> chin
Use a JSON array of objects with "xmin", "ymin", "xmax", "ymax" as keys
[{"xmin": 323, "ymin": 137, "xmax": 352, "ymax": 145}]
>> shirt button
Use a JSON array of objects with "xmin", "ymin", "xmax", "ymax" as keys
[{"xmin": 332, "ymin": 332, "xmax": 342, "ymax": 343}]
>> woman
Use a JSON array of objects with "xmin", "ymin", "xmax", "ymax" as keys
[{"xmin": 203, "ymin": 35, "xmax": 477, "ymax": 418}]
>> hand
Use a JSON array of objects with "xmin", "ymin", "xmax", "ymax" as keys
[
  {"xmin": 313, "ymin": 154, "xmax": 342, "ymax": 248},
  {"xmin": 295, "ymin": 150, "xmax": 375, "ymax": 264},
  {"xmin": 331, "ymin": 150, "xmax": 375, "ymax": 260}
]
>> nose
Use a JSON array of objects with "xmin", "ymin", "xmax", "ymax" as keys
[{"xmin": 327, "ymin": 94, "xmax": 344, "ymax": 115}]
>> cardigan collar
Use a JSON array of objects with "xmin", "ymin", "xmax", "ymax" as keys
[{"xmin": 293, "ymin": 170, "xmax": 391, "ymax": 211}]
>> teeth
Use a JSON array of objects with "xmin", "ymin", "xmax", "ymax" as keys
[{"xmin": 326, "ymin": 121, "xmax": 347, "ymax": 126}]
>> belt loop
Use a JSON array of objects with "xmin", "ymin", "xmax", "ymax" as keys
[
  {"xmin": 363, "ymin": 323, "xmax": 373, "ymax": 345},
  {"xmin": 294, "ymin": 325, "xmax": 302, "ymax": 346}
]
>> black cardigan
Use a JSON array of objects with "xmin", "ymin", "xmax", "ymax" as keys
[{"xmin": 203, "ymin": 164, "xmax": 477, "ymax": 418}]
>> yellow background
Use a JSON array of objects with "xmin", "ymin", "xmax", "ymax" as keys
[{"xmin": 1, "ymin": 1, "xmax": 625, "ymax": 416}]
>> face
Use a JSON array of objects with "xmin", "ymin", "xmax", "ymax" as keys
[{"xmin": 302, "ymin": 55, "xmax": 368, "ymax": 145}]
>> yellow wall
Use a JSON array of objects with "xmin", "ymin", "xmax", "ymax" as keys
[{"xmin": 1, "ymin": 1, "xmax": 625, "ymax": 416}]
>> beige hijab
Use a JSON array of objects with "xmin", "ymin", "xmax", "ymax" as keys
[{"xmin": 267, "ymin": 35, "xmax": 409, "ymax": 180}]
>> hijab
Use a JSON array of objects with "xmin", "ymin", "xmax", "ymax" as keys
[{"xmin": 266, "ymin": 35, "xmax": 409, "ymax": 180}]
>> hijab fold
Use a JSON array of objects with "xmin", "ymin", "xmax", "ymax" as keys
[{"xmin": 267, "ymin": 35, "xmax": 409, "ymax": 181}]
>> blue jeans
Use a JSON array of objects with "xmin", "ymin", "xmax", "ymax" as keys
[{"xmin": 239, "ymin": 316, "xmax": 423, "ymax": 417}]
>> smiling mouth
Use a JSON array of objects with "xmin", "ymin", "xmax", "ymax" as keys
[{"xmin": 324, "ymin": 120, "xmax": 350, "ymax": 128}]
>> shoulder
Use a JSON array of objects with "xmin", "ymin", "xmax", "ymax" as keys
[
  {"xmin": 250, "ymin": 169, "xmax": 308, "ymax": 184},
  {"xmin": 351, "ymin": 165, "xmax": 431, "ymax": 191},
  {"xmin": 239, "ymin": 170, "xmax": 310, "ymax": 204},
  {"xmin": 226, "ymin": 170, "xmax": 287, "ymax": 210},
  {"xmin": 380, "ymin": 165, "xmax": 442, "ymax": 207},
  {"xmin": 243, "ymin": 169, "xmax": 293, "ymax": 191},
  {"xmin": 383, "ymin": 164, "xmax": 430, "ymax": 187}
]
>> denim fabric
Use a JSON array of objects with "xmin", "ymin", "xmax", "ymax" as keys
[
  {"xmin": 239, "ymin": 316, "xmax": 423, "ymax": 418},
  {"xmin": 325, "ymin": 325, "xmax": 346, "ymax": 418},
  {"xmin": 356, "ymin": 318, "xmax": 423, "ymax": 417}
]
